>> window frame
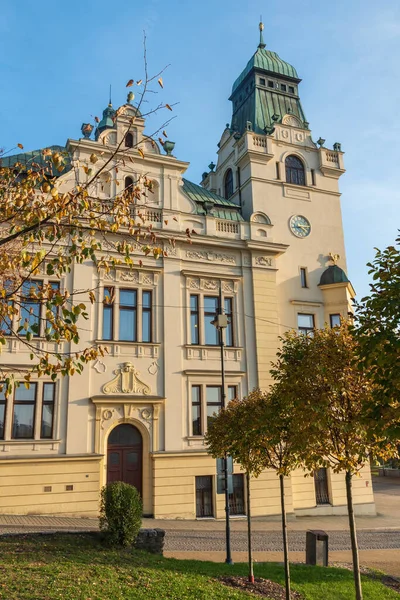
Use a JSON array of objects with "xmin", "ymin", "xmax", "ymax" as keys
[
  {"xmin": 190, "ymin": 383, "xmax": 239, "ymax": 436},
  {"xmin": 300, "ymin": 267, "xmax": 308, "ymax": 289},
  {"xmin": 101, "ymin": 284, "xmax": 155, "ymax": 344},
  {"xmin": 330, "ymin": 314, "xmax": 341, "ymax": 328},
  {"xmin": 297, "ymin": 313, "xmax": 315, "ymax": 336},
  {"xmin": 41, "ymin": 382, "xmax": 56, "ymax": 439},
  {"xmin": 11, "ymin": 383, "xmax": 38, "ymax": 440},
  {"xmin": 224, "ymin": 169, "xmax": 234, "ymax": 199},
  {"xmin": 285, "ymin": 155, "xmax": 306, "ymax": 187},
  {"xmin": 189, "ymin": 293, "xmax": 235, "ymax": 347}
]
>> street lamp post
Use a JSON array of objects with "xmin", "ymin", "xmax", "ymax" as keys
[{"xmin": 212, "ymin": 286, "xmax": 233, "ymax": 565}]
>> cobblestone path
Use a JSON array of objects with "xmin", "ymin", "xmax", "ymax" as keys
[{"xmin": 164, "ymin": 529, "xmax": 400, "ymax": 552}]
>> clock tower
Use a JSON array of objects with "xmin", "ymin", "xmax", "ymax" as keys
[{"xmin": 201, "ymin": 22, "xmax": 354, "ymax": 385}]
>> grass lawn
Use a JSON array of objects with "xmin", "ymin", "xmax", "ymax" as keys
[{"xmin": 0, "ymin": 533, "xmax": 396, "ymax": 600}]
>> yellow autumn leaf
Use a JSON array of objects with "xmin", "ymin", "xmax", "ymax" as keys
[
  {"xmin": 158, "ymin": 77, "xmax": 164, "ymax": 88},
  {"xmin": 17, "ymin": 143, "xmax": 24, "ymax": 150},
  {"xmin": 165, "ymin": 104, "xmax": 172, "ymax": 111},
  {"xmin": 138, "ymin": 148, "xmax": 144, "ymax": 159}
]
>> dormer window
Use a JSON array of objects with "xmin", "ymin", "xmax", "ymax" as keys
[
  {"xmin": 224, "ymin": 169, "xmax": 234, "ymax": 199},
  {"xmin": 259, "ymin": 78, "xmax": 266, "ymax": 86},
  {"xmin": 289, "ymin": 86, "xmax": 295, "ymax": 94},
  {"xmin": 280, "ymin": 84, "xmax": 287, "ymax": 92},
  {"xmin": 125, "ymin": 132, "xmax": 134, "ymax": 148},
  {"xmin": 268, "ymin": 80, "xmax": 274, "ymax": 88},
  {"xmin": 285, "ymin": 155, "xmax": 305, "ymax": 186}
]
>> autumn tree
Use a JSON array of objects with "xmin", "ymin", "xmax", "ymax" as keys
[
  {"xmin": 271, "ymin": 322, "xmax": 399, "ymax": 600},
  {"xmin": 0, "ymin": 44, "xmax": 178, "ymax": 394},
  {"xmin": 353, "ymin": 233, "xmax": 400, "ymax": 441},
  {"xmin": 206, "ymin": 390, "xmax": 301, "ymax": 600}
]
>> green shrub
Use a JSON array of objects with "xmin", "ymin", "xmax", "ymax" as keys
[{"xmin": 99, "ymin": 481, "xmax": 142, "ymax": 546}]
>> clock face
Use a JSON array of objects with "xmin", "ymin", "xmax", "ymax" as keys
[{"xmin": 289, "ymin": 215, "xmax": 311, "ymax": 238}]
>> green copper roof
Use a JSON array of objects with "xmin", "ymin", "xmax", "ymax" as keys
[
  {"xmin": 182, "ymin": 178, "xmax": 244, "ymax": 222},
  {"xmin": 319, "ymin": 265, "xmax": 350, "ymax": 286},
  {"xmin": 95, "ymin": 103, "xmax": 116, "ymax": 140},
  {"xmin": 0, "ymin": 145, "xmax": 72, "ymax": 177},
  {"xmin": 232, "ymin": 47, "xmax": 299, "ymax": 94},
  {"xmin": 229, "ymin": 42, "xmax": 307, "ymax": 135}
]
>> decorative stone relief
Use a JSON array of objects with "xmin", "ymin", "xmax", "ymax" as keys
[
  {"xmin": 255, "ymin": 256, "xmax": 273, "ymax": 267},
  {"xmin": 202, "ymin": 279, "xmax": 219, "ymax": 291},
  {"xmin": 282, "ymin": 114, "xmax": 303, "ymax": 128},
  {"xmin": 296, "ymin": 133, "xmax": 304, "ymax": 142},
  {"xmin": 93, "ymin": 360, "xmax": 107, "ymax": 374},
  {"xmin": 141, "ymin": 408, "xmax": 152, "ymax": 421},
  {"xmin": 106, "ymin": 132, "xmax": 117, "ymax": 145},
  {"xmin": 101, "ymin": 408, "xmax": 114, "ymax": 429},
  {"xmin": 142, "ymin": 274, "xmax": 153, "ymax": 285},
  {"xmin": 186, "ymin": 250, "xmax": 235, "ymax": 264},
  {"xmin": 119, "ymin": 270, "xmax": 139, "ymax": 283},
  {"xmin": 222, "ymin": 281, "xmax": 234, "ymax": 293},
  {"xmin": 281, "ymin": 129, "xmax": 289, "ymax": 139},
  {"xmin": 103, "ymin": 270, "xmax": 116, "ymax": 281},
  {"xmin": 188, "ymin": 278, "xmax": 200, "ymax": 290},
  {"xmin": 148, "ymin": 361, "xmax": 159, "ymax": 375},
  {"xmin": 103, "ymin": 362, "xmax": 151, "ymax": 395}
]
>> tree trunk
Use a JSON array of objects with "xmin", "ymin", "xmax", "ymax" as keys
[
  {"xmin": 246, "ymin": 472, "xmax": 254, "ymax": 583},
  {"xmin": 279, "ymin": 473, "xmax": 291, "ymax": 600},
  {"xmin": 345, "ymin": 470, "xmax": 363, "ymax": 600}
]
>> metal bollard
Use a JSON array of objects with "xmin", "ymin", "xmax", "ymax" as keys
[{"xmin": 305, "ymin": 530, "xmax": 329, "ymax": 566}]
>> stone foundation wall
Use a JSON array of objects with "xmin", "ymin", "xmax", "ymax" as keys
[{"xmin": 135, "ymin": 528, "xmax": 165, "ymax": 554}]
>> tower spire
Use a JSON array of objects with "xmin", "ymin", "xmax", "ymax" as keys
[
  {"xmin": 258, "ymin": 18, "xmax": 266, "ymax": 49},
  {"xmin": 109, "ymin": 84, "xmax": 112, "ymax": 107}
]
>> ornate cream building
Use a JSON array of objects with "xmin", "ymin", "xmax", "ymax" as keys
[{"xmin": 0, "ymin": 27, "xmax": 374, "ymax": 519}]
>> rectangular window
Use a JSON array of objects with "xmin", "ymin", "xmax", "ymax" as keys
[
  {"xmin": 206, "ymin": 386, "xmax": 222, "ymax": 429},
  {"xmin": 20, "ymin": 280, "xmax": 42, "ymax": 337},
  {"xmin": 41, "ymin": 383, "xmax": 55, "ymax": 439},
  {"xmin": 311, "ymin": 169, "xmax": 316, "ymax": 186},
  {"xmin": 0, "ymin": 386, "xmax": 6, "ymax": 440},
  {"xmin": 280, "ymin": 84, "xmax": 287, "ymax": 92},
  {"xmin": 46, "ymin": 282, "xmax": 60, "ymax": 336},
  {"xmin": 298, "ymin": 313, "xmax": 315, "ymax": 336},
  {"xmin": 204, "ymin": 296, "xmax": 219, "ymax": 346},
  {"xmin": 103, "ymin": 287, "xmax": 114, "ymax": 340},
  {"xmin": 12, "ymin": 383, "xmax": 37, "ymax": 439},
  {"xmin": 119, "ymin": 289, "xmax": 137, "ymax": 342},
  {"xmin": 0, "ymin": 280, "xmax": 14, "ymax": 335},
  {"xmin": 330, "ymin": 314, "xmax": 341, "ymax": 328},
  {"xmin": 195, "ymin": 475, "xmax": 213, "ymax": 517},
  {"xmin": 289, "ymin": 86, "xmax": 295, "ymax": 94},
  {"xmin": 300, "ymin": 268, "xmax": 308, "ymax": 288},
  {"xmin": 190, "ymin": 295, "xmax": 200, "ymax": 345},
  {"xmin": 229, "ymin": 474, "xmax": 245, "ymax": 515},
  {"xmin": 259, "ymin": 77, "xmax": 266, "ymax": 86},
  {"xmin": 224, "ymin": 298, "xmax": 234, "ymax": 347},
  {"xmin": 276, "ymin": 162, "xmax": 281, "ymax": 180},
  {"xmin": 191, "ymin": 385, "xmax": 202, "ymax": 435},
  {"xmin": 142, "ymin": 291, "xmax": 152, "ymax": 342},
  {"xmin": 227, "ymin": 385, "xmax": 238, "ymax": 401},
  {"xmin": 268, "ymin": 80, "xmax": 274, "ymax": 88}
]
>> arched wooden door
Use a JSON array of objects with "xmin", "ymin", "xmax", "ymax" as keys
[{"xmin": 107, "ymin": 424, "xmax": 143, "ymax": 495}]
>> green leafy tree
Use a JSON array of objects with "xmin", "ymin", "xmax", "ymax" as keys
[
  {"xmin": 271, "ymin": 323, "xmax": 399, "ymax": 600},
  {"xmin": 354, "ymin": 234, "xmax": 400, "ymax": 439},
  {"xmin": 0, "ymin": 47, "xmax": 178, "ymax": 394},
  {"xmin": 206, "ymin": 390, "xmax": 300, "ymax": 600}
]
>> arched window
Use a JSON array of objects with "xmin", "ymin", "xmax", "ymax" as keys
[
  {"xmin": 125, "ymin": 176, "xmax": 134, "ymax": 190},
  {"xmin": 285, "ymin": 155, "xmax": 305, "ymax": 186},
  {"xmin": 125, "ymin": 132, "xmax": 134, "ymax": 148},
  {"xmin": 224, "ymin": 168, "xmax": 234, "ymax": 199}
]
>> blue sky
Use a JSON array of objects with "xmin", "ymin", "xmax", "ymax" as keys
[{"xmin": 1, "ymin": 0, "xmax": 399, "ymax": 299}]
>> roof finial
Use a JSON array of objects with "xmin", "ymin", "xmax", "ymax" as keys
[
  {"xmin": 108, "ymin": 84, "xmax": 112, "ymax": 107},
  {"xmin": 258, "ymin": 17, "xmax": 266, "ymax": 49}
]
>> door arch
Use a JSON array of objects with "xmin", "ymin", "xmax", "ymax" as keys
[{"xmin": 107, "ymin": 423, "xmax": 143, "ymax": 495}]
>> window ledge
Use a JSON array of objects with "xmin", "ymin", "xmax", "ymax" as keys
[
  {"xmin": 186, "ymin": 436, "xmax": 206, "ymax": 447},
  {"xmin": 95, "ymin": 340, "xmax": 160, "ymax": 359},
  {"xmin": 0, "ymin": 439, "xmax": 61, "ymax": 452}
]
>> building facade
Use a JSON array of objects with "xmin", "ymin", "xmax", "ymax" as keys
[{"xmin": 0, "ymin": 27, "xmax": 374, "ymax": 519}]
